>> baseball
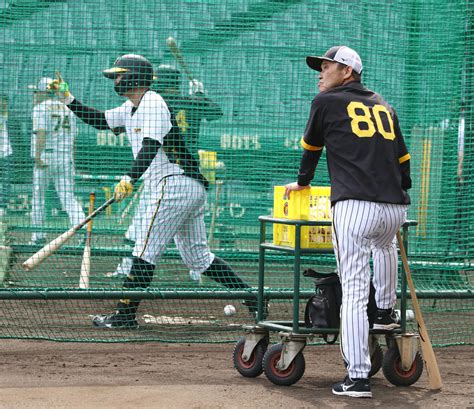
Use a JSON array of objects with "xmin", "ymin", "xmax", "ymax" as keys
[
  {"xmin": 395, "ymin": 309, "xmax": 415, "ymax": 321},
  {"xmin": 167, "ymin": 36, "xmax": 176, "ymax": 46},
  {"xmin": 224, "ymin": 304, "xmax": 236, "ymax": 316}
]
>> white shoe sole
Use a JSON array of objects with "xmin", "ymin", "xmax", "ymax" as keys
[
  {"xmin": 332, "ymin": 390, "xmax": 372, "ymax": 398},
  {"xmin": 373, "ymin": 323, "xmax": 400, "ymax": 330}
]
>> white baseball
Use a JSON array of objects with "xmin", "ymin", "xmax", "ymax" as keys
[
  {"xmin": 395, "ymin": 309, "xmax": 415, "ymax": 321},
  {"xmin": 224, "ymin": 304, "xmax": 236, "ymax": 316},
  {"xmin": 167, "ymin": 36, "xmax": 176, "ymax": 46}
]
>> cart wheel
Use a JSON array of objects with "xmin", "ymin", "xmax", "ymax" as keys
[
  {"xmin": 263, "ymin": 343, "xmax": 305, "ymax": 386},
  {"xmin": 382, "ymin": 347, "xmax": 423, "ymax": 386},
  {"xmin": 233, "ymin": 337, "xmax": 268, "ymax": 378},
  {"xmin": 369, "ymin": 340, "xmax": 383, "ymax": 377}
]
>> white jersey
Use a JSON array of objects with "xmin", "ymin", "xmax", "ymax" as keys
[
  {"xmin": 0, "ymin": 115, "xmax": 12, "ymax": 158},
  {"xmin": 105, "ymin": 90, "xmax": 182, "ymax": 184},
  {"xmin": 31, "ymin": 99, "xmax": 77, "ymax": 158}
]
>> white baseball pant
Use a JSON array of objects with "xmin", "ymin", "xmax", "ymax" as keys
[
  {"xmin": 331, "ymin": 199, "xmax": 408, "ymax": 379},
  {"xmin": 131, "ymin": 175, "xmax": 214, "ymax": 279},
  {"xmin": 31, "ymin": 153, "xmax": 85, "ymax": 242}
]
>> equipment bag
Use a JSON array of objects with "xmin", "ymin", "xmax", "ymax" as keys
[{"xmin": 303, "ymin": 268, "xmax": 377, "ymax": 344}]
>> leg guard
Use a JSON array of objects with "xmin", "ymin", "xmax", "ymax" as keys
[
  {"xmin": 202, "ymin": 256, "xmax": 250, "ymax": 289},
  {"xmin": 117, "ymin": 257, "xmax": 155, "ymax": 316}
]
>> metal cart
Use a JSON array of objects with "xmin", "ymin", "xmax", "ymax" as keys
[{"xmin": 233, "ymin": 216, "xmax": 422, "ymax": 387}]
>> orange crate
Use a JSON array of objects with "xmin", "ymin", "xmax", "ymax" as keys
[{"xmin": 272, "ymin": 186, "xmax": 332, "ymax": 249}]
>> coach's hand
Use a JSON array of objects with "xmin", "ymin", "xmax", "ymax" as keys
[
  {"xmin": 284, "ymin": 182, "xmax": 310, "ymax": 199},
  {"xmin": 48, "ymin": 71, "xmax": 74, "ymax": 105},
  {"xmin": 114, "ymin": 176, "xmax": 134, "ymax": 202}
]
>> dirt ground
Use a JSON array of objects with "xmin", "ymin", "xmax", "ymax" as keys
[{"xmin": 0, "ymin": 340, "xmax": 471, "ymax": 409}]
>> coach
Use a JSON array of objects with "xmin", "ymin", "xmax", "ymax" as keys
[{"xmin": 285, "ymin": 45, "xmax": 412, "ymax": 398}]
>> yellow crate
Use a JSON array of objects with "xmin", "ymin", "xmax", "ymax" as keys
[
  {"xmin": 273, "ymin": 186, "xmax": 332, "ymax": 249},
  {"xmin": 198, "ymin": 150, "xmax": 217, "ymax": 183}
]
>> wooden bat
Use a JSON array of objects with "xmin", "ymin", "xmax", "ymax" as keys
[
  {"xmin": 166, "ymin": 36, "xmax": 194, "ymax": 81},
  {"xmin": 396, "ymin": 231, "xmax": 442, "ymax": 390},
  {"xmin": 79, "ymin": 192, "xmax": 96, "ymax": 289},
  {"xmin": 22, "ymin": 197, "xmax": 115, "ymax": 271},
  {"xmin": 208, "ymin": 180, "xmax": 223, "ymax": 247}
]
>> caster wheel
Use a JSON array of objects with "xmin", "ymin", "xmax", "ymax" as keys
[
  {"xmin": 262, "ymin": 343, "xmax": 305, "ymax": 386},
  {"xmin": 233, "ymin": 337, "xmax": 268, "ymax": 378},
  {"xmin": 382, "ymin": 347, "xmax": 423, "ymax": 386},
  {"xmin": 369, "ymin": 340, "xmax": 383, "ymax": 377}
]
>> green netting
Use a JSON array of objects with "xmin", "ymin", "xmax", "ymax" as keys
[{"xmin": 0, "ymin": 0, "xmax": 472, "ymax": 346}]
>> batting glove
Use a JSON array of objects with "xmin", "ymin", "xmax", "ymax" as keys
[
  {"xmin": 48, "ymin": 71, "xmax": 74, "ymax": 105},
  {"xmin": 189, "ymin": 79, "xmax": 205, "ymax": 95},
  {"xmin": 114, "ymin": 176, "xmax": 134, "ymax": 202}
]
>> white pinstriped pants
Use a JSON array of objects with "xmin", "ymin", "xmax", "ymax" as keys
[
  {"xmin": 132, "ymin": 175, "xmax": 214, "ymax": 278},
  {"xmin": 331, "ymin": 199, "xmax": 408, "ymax": 379}
]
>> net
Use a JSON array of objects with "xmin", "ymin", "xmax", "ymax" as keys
[{"xmin": 0, "ymin": 0, "xmax": 472, "ymax": 346}]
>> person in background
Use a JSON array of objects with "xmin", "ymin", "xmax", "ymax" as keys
[
  {"xmin": 152, "ymin": 64, "xmax": 223, "ymax": 157},
  {"xmin": 30, "ymin": 77, "xmax": 85, "ymax": 245},
  {"xmin": 0, "ymin": 94, "xmax": 13, "ymax": 217}
]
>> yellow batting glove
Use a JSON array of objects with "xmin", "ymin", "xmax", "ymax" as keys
[
  {"xmin": 48, "ymin": 71, "xmax": 74, "ymax": 104},
  {"xmin": 114, "ymin": 176, "xmax": 133, "ymax": 202}
]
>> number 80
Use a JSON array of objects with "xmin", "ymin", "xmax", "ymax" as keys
[{"xmin": 347, "ymin": 102, "xmax": 395, "ymax": 140}]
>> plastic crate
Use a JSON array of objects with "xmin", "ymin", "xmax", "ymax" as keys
[
  {"xmin": 198, "ymin": 150, "xmax": 217, "ymax": 183},
  {"xmin": 272, "ymin": 186, "xmax": 332, "ymax": 249}
]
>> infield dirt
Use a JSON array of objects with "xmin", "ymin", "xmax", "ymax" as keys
[{"xmin": 0, "ymin": 340, "xmax": 471, "ymax": 408}]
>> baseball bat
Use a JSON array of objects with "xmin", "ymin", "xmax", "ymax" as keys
[
  {"xmin": 208, "ymin": 180, "xmax": 223, "ymax": 246},
  {"xmin": 396, "ymin": 231, "xmax": 442, "ymax": 390},
  {"xmin": 22, "ymin": 197, "xmax": 115, "ymax": 271},
  {"xmin": 166, "ymin": 36, "xmax": 194, "ymax": 81},
  {"xmin": 79, "ymin": 192, "xmax": 96, "ymax": 289}
]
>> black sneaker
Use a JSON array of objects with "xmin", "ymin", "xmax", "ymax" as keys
[
  {"xmin": 332, "ymin": 376, "xmax": 372, "ymax": 398},
  {"xmin": 92, "ymin": 311, "xmax": 138, "ymax": 329},
  {"xmin": 242, "ymin": 299, "xmax": 269, "ymax": 320},
  {"xmin": 373, "ymin": 308, "xmax": 400, "ymax": 330}
]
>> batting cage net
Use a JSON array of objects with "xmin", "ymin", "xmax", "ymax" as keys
[{"xmin": 0, "ymin": 0, "xmax": 472, "ymax": 346}]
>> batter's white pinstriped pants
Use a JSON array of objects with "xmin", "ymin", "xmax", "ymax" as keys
[{"xmin": 132, "ymin": 175, "xmax": 214, "ymax": 278}]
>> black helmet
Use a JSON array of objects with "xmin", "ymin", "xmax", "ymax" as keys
[
  {"xmin": 153, "ymin": 64, "xmax": 181, "ymax": 93},
  {"xmin": 103, "ymin": 54, "xmax": 154, "ymax": 96}
]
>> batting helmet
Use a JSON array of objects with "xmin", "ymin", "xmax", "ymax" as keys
[
  {"xmin": 153, "ymin": 64, "xmax": 181, "ymax": 93},
  {"xmin": 103, "ymin": 54, "xmax": 154, "ymax": 96}
]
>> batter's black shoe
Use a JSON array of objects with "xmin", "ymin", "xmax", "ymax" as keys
[
  {"xmin": 332, "ymin": 376, "xmax": 372, "ymax": 398},
  {"xmin": 92, "ymin": 311, "xmax": 138, "ymax": 329},
  {"xmin": 373, "ymin": 308, "xmax": 400, "ymax": 330}
]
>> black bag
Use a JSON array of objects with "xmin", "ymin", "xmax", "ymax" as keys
[{"xmin": 304, "ymin": 268, "xmax": 377, "ymax": 344}]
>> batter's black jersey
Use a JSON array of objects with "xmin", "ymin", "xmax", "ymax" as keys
[
  {"xmin": 159, "ymin": 94, "xmax": 223, "ymax": 157},
  {"xmin": 162, "ymin": 104, "xmax": 209, "ymax": 189},
  {"xmin": 298, "ymin": 81, "xmax": 411, "ymax": 205}
]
